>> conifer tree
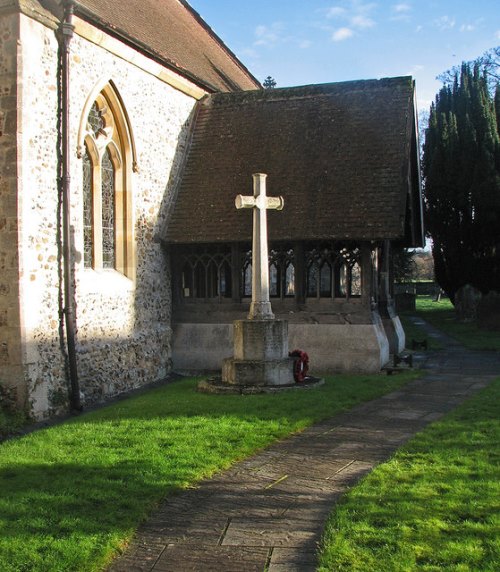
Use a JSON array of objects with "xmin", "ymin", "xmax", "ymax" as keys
[
  {"xmin": 423, "ymin": 63, "xmax": 500, "ymax": 302},
  {"xmin": 263, "ymin": 76, "xmax": 277, "ymax": 89}
]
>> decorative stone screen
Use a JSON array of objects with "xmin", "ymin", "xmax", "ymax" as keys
[
  {"xmin": 177, "ymin": 242, "xmax": 362, "ymax": 302},
  {"xmin": 306, "ymin": 245, "xmax": 362, "ymax": 299},
  {"xmin": 180, "ymin": 246, "xmax": 232, "ymax": 300}
]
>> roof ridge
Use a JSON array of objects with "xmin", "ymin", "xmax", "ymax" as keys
[
  {"xmin": 178, "ymin": 0, "xmax": 261, "ymax": 90},
  {"xmin": 204, "ymin": 76, "xmax": 414, "ymax": 106}
]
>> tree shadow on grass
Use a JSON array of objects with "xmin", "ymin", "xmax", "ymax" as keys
[
  {"xmin": 0, "ymin": 460, "xmax": 172, "ymax": 569},
  {"xmin": 0, "ymin": 460, "xmax": 169, "ymax": 537}
]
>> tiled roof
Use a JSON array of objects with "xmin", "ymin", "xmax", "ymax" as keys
[
  {"xmin": 164, "ymin": 77, "xmax": 423, "ymax": 245},
  {"xmin": 74, "ymin": 0, "xmax": 260, "ymax": 92},
  {"xmin": 23, "ymin": 0, "xmax": 259, "ymax": 92}
]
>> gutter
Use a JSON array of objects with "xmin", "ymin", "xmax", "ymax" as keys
[{"xmin": 59, "ymin": 0, "xmax": 82, "ymax": 412}]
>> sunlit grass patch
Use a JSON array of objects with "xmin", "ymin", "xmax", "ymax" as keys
[
  {"xmin": 0, "ymin": 371, "xmax": 418, "ymax": 572},
  {"xmin": 318, "ymin": 376, "xmax": 500, "ymax": 571},
  {"xmin": 415, "ymin": 296, "xmax": 500, "ymax": 351}
]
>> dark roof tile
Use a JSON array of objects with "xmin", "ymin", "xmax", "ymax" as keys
[
  {"xmin": 32, "ymin": 0, "xmax": 260, "ymax": 92},
  {"xmin": 164, "ymin": 77, "xmax": 423, "ymax": 244},
  {"xmin": 75, "ymin": 0, "xmax": 260, "ymax": 91}
]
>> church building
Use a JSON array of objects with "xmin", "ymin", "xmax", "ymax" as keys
[{"xmin": 0, "ymin": 0, "xmax": 423, "ymax": 419}]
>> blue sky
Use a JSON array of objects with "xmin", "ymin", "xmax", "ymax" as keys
[{"xmin": 188, "ymin": 0, "xmax": 499, "ymax": 112}]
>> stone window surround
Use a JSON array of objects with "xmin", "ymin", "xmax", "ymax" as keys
[{"xmin": 78, "ymin": 81, "xmax": 136, "ymax": 281}]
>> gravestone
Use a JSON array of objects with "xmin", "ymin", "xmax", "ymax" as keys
[
  {"xmin": 477, "ymin": 291, "xmax": 500, "ymax": 331},
  {"xmin": 455, "ymin": 284, "xmax": 482, "ymax": 323}
]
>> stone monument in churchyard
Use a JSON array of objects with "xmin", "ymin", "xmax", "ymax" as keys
[
  {"xmin": 222, "ymin": 173, "xmax": 294, "ymax": 387},
  {"xmin": 198, "ymin": 173, "xmax": 321, "ymax": 394}
]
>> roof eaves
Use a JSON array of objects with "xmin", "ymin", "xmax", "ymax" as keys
[
  {"xmin": 206, "ymin": 76, "xmax": 415, "ymax": 107},
  {"xmin": 73, "ymin": 1, "xmax": 231, "ymax": 93}
]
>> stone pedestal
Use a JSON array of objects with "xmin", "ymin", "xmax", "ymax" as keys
[{"xmin": 222, "ymin": 319, "xmax": 294, "ymax": 386}]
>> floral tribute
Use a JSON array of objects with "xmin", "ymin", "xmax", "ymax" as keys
[{"xmin": 288, "ymin": 349, "xmax": 309, "ymax": 382}]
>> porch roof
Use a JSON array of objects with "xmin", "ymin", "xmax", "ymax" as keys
[{"xmin": 163, "ymin": 77, "xmax": 424, "ymax": 246}]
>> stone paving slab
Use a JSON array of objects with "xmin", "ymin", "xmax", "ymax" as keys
[
  {"xmin": 267, "ymin": 547, "xmax": 317, "ymax": 572},
  {"xmin": 109, "ymin": 319, "xmax": 500, "ymax": 572},
  {"xmin": 154, "ymin": 545, "xmax": 270, "ymax": 572}
]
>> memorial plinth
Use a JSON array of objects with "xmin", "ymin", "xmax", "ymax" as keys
[{"xmin": 222, "ymin": 319, "xmax": 294, "ymax": 386}]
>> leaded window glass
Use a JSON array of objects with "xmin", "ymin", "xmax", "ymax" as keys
[
  {"xmin": 176, "ymin": 242, "xmax": 362, "ymax": 305},
  {"xmin": 83, "ymin": 146, "xmax": 93, "ymax": 267},
  {"xmin": 242, "ymin": 250, "xmax": 252, "ymax": 297},
  {"xmin": 219, "ymin": 260, "xmax": 232, "ymax": 297},
  {"xmin": 351, "ymin": 262, "xmax": 362, "ymax": 296},
  {"xmin": 337, "ymin": 263, "xmax": 347, "ymax": 297},
  {"xmin": 306, "ymin": 244, "xmax": 361, "ymax": 299},
  {"xmin": 180, "ymin": 246, "xmax": 232, "ymax": 300},
  {"xmin": 87, "ymin": 102, "xmax": 105, "ymax": 137},
  {"xmin": 285, "ymin": 263, "xmax": 295, "ymax": 296},
  {"xmin": 81, "ymin": 85, "xmax": 135, "ymax": 278},
  {"xmin": 269, "ymin": 262, "xmax": 278, "ymax": 296},
  {"xmin": 101, "ymin": 147, "xmax": 115, "ymax": 268},
  {"xmin": 307, "ymin": 263, "xmax": 318, "ymax": 297},
  {"xmin": 320, "ymin": 263, "xmax": 332, "ymax": 297},
  {"xmin": 268, "ymin": 247, "xmax": 295, "ymax": 299}
]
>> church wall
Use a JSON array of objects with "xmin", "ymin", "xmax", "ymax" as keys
[
  {"xmin": 0, "ymin": 12, "xmax": 25, "ymax": 408},
  {"xmin": 15, "ymin": 14, "xmax": 196, "ymax": 418},
  {"xmin": 16, "ymin": 14, "xmax": 66, "ymax": 417}
]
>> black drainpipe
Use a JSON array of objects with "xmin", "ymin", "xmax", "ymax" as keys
[{"xmin": 59, "ymin": 0, "xmax": 82, "ymax": 411}]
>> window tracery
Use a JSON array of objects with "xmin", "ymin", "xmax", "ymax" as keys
[
  {"xmin": 181, "ymin": 247, "xmax": 232, "ymax": 300},
  {"xmin": 81, "ymin": 86, "xmax": 134, "ymax": 279},
  {"xmin": 177, "ymin": 243, "xmax": 362, "ymax": 302},
  {"xmin": 306, "ymin": 244, "xmax": 361, "ymax": 299}
]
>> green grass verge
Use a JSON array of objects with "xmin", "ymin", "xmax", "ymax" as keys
[
  {"xmin": 0, "ymin": 385, "xmax": 31, "ymax": 439},
  {"xmin": 0, "ymin": 372, "xmax": 418, "ymax": 572},
  {"xmin": 0, "ymin": 407, "xmax": 30, "ymax": 440},
  {"xmin": 399, "ymin": 313, "xmax": 443, "ymax": 351},
  {"xmin": 318, "ymin": 376, "xmax": 500, "ymax": 571},
  {"xmin": 414, "ymin": 297, "xmax": 500, "ymax": 351}
]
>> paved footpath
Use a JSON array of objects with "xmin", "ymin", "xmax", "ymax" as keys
[{"xmin": 110, "ymin": 320, "xmax": 500, "ymax": 572}]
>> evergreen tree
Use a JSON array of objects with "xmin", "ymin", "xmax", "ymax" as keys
[
  {"xmin": 263, "ymin": 76, "xmax": 277, "ymax": 89},
  {"xmin": 438, "ymin": 47, "xmax": 499, "ymax": 94},
  {"xmin": 423, "ymin": 63, "xmax": 500, "ymax": 302}
]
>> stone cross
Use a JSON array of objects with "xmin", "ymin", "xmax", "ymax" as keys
[{"xmin": 235, "ymin": 173, "xmax": 284, "ymax": 320}]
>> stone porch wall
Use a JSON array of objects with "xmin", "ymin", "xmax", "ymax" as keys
[
  {"xmin": 11, "ymin": 13, "xmax": 196, "ymax": 418},
  {"xmin": 172, "ymin": 313, "xmax": 390, "ymax": 375}
]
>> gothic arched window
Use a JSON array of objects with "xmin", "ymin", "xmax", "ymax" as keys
[
  {"xmin": 180, "ymin": 247, "xmax": 232, "ymax": 300},
  {"xmin": 306, "ymin": 244, "xmax": 362, "ymax": 299},
  {"xmin": 81, "ymin": 85, "xmax": 135, "ymax": 279},
  {"xmin": 268, "ymin": 247, "xmax": 295, "ymax": 299}
]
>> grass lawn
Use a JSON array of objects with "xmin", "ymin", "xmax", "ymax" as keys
[
  {"xmin": 317, "ymin": 376, "xmax": 500, "ymax": 571},
  {"xmin": 0, "ymin": 408, "xmax": 29, "ymax": 440},
  {"xmin": 399, "ymin": 312, "xmax": 444, "ymax": 351},
  {"xmin": 414, "ymin": 296, "xmax": 500, "ymax": 351},
  {"xmin": 0, "ymin": 372, "xmax": 418, "ymax": 572}
]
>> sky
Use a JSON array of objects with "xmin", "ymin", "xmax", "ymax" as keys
[{"xmin": 188, "ymin": 0, "xmax": 499, "ymax": 113}]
